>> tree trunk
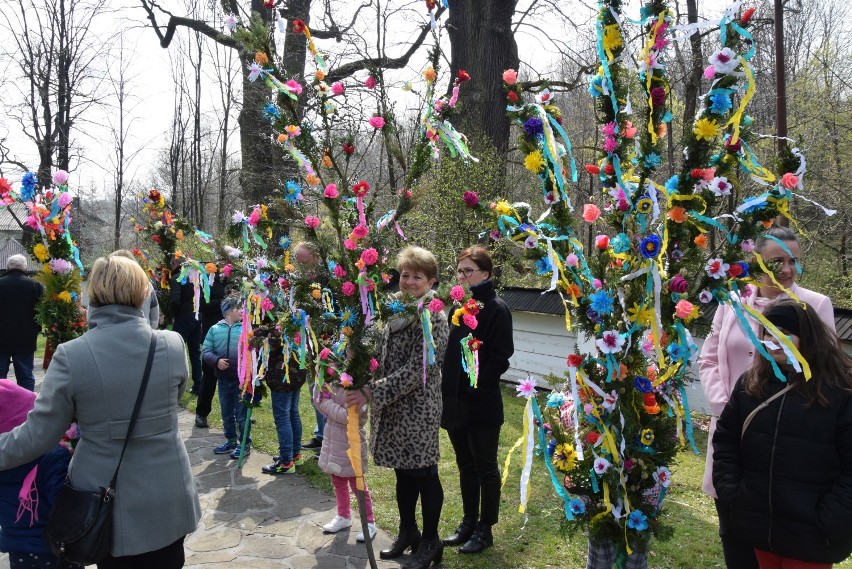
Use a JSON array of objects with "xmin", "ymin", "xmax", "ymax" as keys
[
  {"xmin": 446, "ymin": 0, "xmax": 519, "ymax": 154},
  {"xmin": 681, "ymin": 0, "xmax": 703, "ymax": 138}
]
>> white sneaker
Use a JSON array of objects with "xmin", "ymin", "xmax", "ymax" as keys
[
  {"xmin": 322, "ymin": 515, "xmax": 352, "ymax": 533},
  {"xmin": 356, "ymin": 522, "xmax": 378, "ymax": 542}
]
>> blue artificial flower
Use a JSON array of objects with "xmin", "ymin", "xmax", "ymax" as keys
[
  {"xmin": 535, "ymin": 256, "xmax": 552, "ymax": 275},
  {"xmin": 569, "ymin": 498, "xmax": 586, "ymax": 515},
  {"xmin": 665, "ymin": 175, "xmax": 679, "ymax": 192},
  {"xmin": 627, "ymin": 510, "xmax": 649, "ymax": 531},
  {"xmin": 589, "ymin": 290, "xmax": 614, "ymax": 315},
  {"xmin": 284, "ymin": 180, "xmax": 303, "ymax": 204},
  {"xmin": 522, "ymin": 117, "xmax": 544, "ymax": 138},
  {"xmin": 643, "ymin": 152, "xmax": 661, "ymax": 169},
  {"xmin": 708, "ymin": 92, "xmax": 733, "ymax": 115},
  {"xmin": 546, "ymin": 439, "xmax": 557, "ymax": 456},
  {"xmin": 291, "ymin": 309, "xmax": 307, "ymax": 326},
  {"xmin": 340, "ymin": 308, "xmax": 357, "ymax": 327},
  {"xmin": 546, "ymin": 392, "xmax": 566, "ymax": 408},
  {"xmin": 20, "ymin": 172, "xmax": 37, "ymax": 202},
  {"xmin": 662, "ymin": 110, "xmax": 673, "ymax": 123},
  {"xmin": 731, "ymin": 261, "xmax": 750, "ymax": 278},
  {"xmin": 743, "ymin": 115, "xmax": 754, "ymax": 126},
  {"xmin": 588, "ymin": 75, "xmax": 605, "ymax": 98},
  {"xmin": 386, "ymin": 300, "xmax": 406, "ymax": 314},
  {"xmin": 263, "ymin": 102, "xmax": 281, "ymax": 121},
  {"xmin": 279, "ymin": 236, "xmax": 291, "ymax": 250},
  {"xmin": 634, "ymin": 376, "xmax": 653, "ymax": 393},
  {"xmin": 639, "ymin": 234, "xmax": 662, "ymax": 258},
  {"xmin": 611, "ymin": 233, "xmax": 631, "ymax": 254},
  {"xmin": 667, "ymin": 341, "xmax": 687, "ymax": 361}
]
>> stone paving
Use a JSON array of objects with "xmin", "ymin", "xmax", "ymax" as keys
[{"xmin": 1, "ymin": 361, "xmax": 404, "ymax": 569}]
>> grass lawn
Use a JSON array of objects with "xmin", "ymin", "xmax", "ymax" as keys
[{"xmin": 182, "ymin": 384, "xmax": 852, "ymax": 568}]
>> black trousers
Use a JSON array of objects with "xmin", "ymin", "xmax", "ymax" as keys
[
  {"xmin": 97, "ymin": 536, "xmax": 185, "ymax": 569},
  {"xmin": 447, "ymin": 426, "xmax": 502, "ymax": 525},
  {"xmin": 715, "ymin": 499, "xmax": 758, "ymax": 569},
  {"xmin": 194, "ymin": 359, "xmax": 218, "ymax": 418},
  {"xmin": 394, "ymin": 466, "xmax": 444, "ymax": 540}
]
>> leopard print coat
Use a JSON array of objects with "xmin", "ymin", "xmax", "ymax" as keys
[{"xmin": 368, "ymin": 308, "xmax": 449, "ymax": 470}]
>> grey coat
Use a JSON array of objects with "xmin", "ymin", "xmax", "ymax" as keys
[
  {"xmin": 369, "ymin": 308, "xmax": 449, "ymax": 470},
  {"xmin": 0, "ymin": 304, "xmax": 200, "ymax": 556}
]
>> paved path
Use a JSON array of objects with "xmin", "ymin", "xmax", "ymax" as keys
[{"xmin": 1, "ymin": 362, "xmax": 402, "ymax": 569}]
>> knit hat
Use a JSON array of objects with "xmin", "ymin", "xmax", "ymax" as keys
[
  {"xmin": 0, "ymin": 379, "xmax": 36, "ymax": 434},
  {"xmin": 221, "ymin": 295, "xmax": 240, "ymax": 316},
  {"xmin": 764, "ymin": 302, "xmax": 801, "ymax": 337}
]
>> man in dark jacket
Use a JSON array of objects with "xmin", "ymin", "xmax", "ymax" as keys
[
  {"xmin": 170, "ymin": 259, "xmax": 202, "ymax": 394},
  {"xmin": 0, "ymin": 255, "xmax": 44, "ymax": 390},
  {"xmin": 194, "ymin": 273, "xmax": 226, "ymax": 428}
]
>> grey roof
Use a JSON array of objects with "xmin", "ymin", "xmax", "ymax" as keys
[
  {"xmin": 836, "ymin": 307, "xmax": 852, "ymax": 343},
  {"xmin": 0, "ymin": 203, "xmax": 28, "ymax": 231},
  {"xmin": 0, "ymin": 237, "xmax": 29, "ymax": 270},
  {"xmin": 500, "ymin": 286, "xmax": 564, "ymax": 315}
]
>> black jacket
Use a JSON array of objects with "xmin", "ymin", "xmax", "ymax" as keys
[
  {"xmin": 256, "ymin": 327, "xmax": 306, "ymax": 394},
  {"xmin": 713, "ymin": 374, "xmax": 852, "ymax": 563},
  {"xmin": 0, "ymin": 270, "xmax": 43, "ymax": 353},
  {"xmin": 441, "ymin": 280, "xmax": 514, "ymax": 431},
  {"xmin": 169, "ymin": 277, "xmax": 200, "ymax": 326},
  {"xmin": 200, "ymin": 279, "xmax": 226, "ymax": 337}
]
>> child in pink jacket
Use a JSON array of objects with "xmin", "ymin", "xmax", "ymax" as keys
[{"xmin": 315, "ymin": 382, "xmax": 378, "ymax": 542}]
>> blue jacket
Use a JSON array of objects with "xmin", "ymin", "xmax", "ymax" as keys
[
  {"xmin": 202, "ymin": 319, "xmax": 242, "ymax": 380},
  {"xmin": 0, "ymin": 446, "xmax": 71, "ymax": 554}
]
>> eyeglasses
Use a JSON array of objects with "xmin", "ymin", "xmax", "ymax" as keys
[{"xmin": 456, "ymin": 268, "xmax": 481, "ymax": 277}]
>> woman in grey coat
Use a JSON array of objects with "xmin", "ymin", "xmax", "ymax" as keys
[{"xmin": 0, "ymin": 255, "xmax": 200, "ymax": 568}]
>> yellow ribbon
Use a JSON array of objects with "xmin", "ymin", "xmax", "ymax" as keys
[
  {"xmin": 346, "ymin": 404, "xmax": 365, "ymax": 490},
  {"xmin": 724, "ymin": 57, "xmax": 756, "ymax": 145},
  {"xmin": 740, "ymin": 302, "xmax": 811, "ymax": 380},
  {"xmin": 500, "ymin": 435, "xmax": 525, "ymax": 489}
]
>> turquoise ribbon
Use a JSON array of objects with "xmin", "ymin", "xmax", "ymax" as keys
[{"xmin": 531, "ymin": 397, "xmax": 575, "ymax": 520}]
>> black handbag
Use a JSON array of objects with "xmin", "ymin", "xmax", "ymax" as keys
[{"xmin": 45, "ymin": 334, "xmax": 158, "ymax": 565}]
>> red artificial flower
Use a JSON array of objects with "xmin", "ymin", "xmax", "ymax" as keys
[
  {"xmin": 584, "ymin": 164, "xmax": 600, "ymax": 175},
  {"xmin": 689, "ymin": 168, "xmax": 704, "ymax": 179},
  {"xmin": 728, "ymin": 263, "xmax": 744, "ymax": 278},
  {"xmin": 467, "ymin": 338, "xmax": 483, "ymax": 351},
  {"xmin": 151, "ymin": 235, "xmax": 161, "ymax": 244},
  {"xmin": 458, "ymin": 69, "xmax": 471, "ymax": 83},
  {"xmin": 149, "ymin": 189, "xmax": 161, "ymax": 201},
  {"xmin": 603, "ymin": 163, "xmax": 615, "ymax": 176},
  {"xmin": 426, "ymin": 0, "xmax": 437, "ymax": 9},
  {"xmin": 0, "ymin": 178, "xmax": 11, "ymax": 195},
  {"xmin": 740, "ymin": 7, "xmax": 756, "ymax": 25},
  {"xmin": 567, "ymin": 354, "xmax": 584, "ymax": 368},
  {"xmin": 263, "ymin": 0, "xmax": 274, "ymax": 7},
  {"xmin": 291, "ymin": 19, "xmax": 305, "ymax": 34},
  {"xmin": 507, "ymin": 90, "xmax": 519, "ymax": 103},
  {"xmin": 352, "ymin": 181, "xmax": 370, "ymax": 197},
  {"xmin": 585, "ymin": 431, "xmax": 601, "ymax": 445},
  {"xmin": 342, "ymin": 143, "xmax": 355, "ymax": 155},
  {"xmin": 464, "ymin": 298, "xmax": 480, "ymax": 315}
]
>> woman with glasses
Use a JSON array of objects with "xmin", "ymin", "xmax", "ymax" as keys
[
  {"xmin": 440, "ymin": 245, "xmax": 514, "ymax": 554},
  {"xmin": 699, "ymin": 226, "xmax": 835, "ymax": 568}
]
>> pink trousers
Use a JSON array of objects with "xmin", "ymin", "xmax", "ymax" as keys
[
  {"xmin": 755, "ymin": 549, "xmax": 831, "ymax": 569},
  {"xmin": 332, "ymin": 474, "xmax": 375, "ymax": 523}
]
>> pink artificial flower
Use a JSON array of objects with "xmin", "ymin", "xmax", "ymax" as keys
[
  {"xmin": 333, "ymin": 265, "xmax": 347, "ymax": 278},
  {"xmin": 323, "ymin": 184, "xmax": 339, "ymax": 199},
  {"xmin": 703, "ymin": 65, "xmax": 716, "ymax": 80},
  {"xmin": 304, "ymin": 215, "xmax": 321, "ymax": 229},
  {"xmin": 360, "ymin": 248, "xmax": 379, "ymax": 265},
  {"xmin": 331, "ymin": 82, "xmax": 345, "ymax": 96},
  {"xmin": 450, "ymin": 285, "xmax": 465, "ymax": 302},
  {"xmin": 462, "ymin": 313, "xmax": 478, "ymax": 329},
  {"xmin": 593, "ymin": 457, "xmax": 611, "ymax": 475},
  {"xmin": 502, "ymin": 69, "xmax": 518, "ymax": 85},
  {"xmin": 57, "ymin": 192, "xmax": 73, "ymax": 208},
  {"xmin": 285, "ymin": 79, "xmax": 304, "ymax": 95},
  {"xmin": 365, "ymin": 75, "xmax": 377, "ymax": 89},
  {"xmin": 515, "ymin": 376, "xmax": 537, "ymax": 398},
  {"xmin": 319, "ymin": 348, "xmax": 332, "ymax": 360},
  {"xmin": 352, "ymin": 224, "xmax": 369, "ymax": 239},
  {"xmin": 596, "ymin": 330, "xmax": 625, "ymax": 354},
  {"xmin": 222, "ymin": 264, "xmax": 233, "ymax": 278},
  {"xmin": 261, "ymin": 297, "xmax": 275, "ymax": 311},
  {"xmin": 463, "ymin": 191, "xmax": 479, "ymax": 207},
  {"xmin": 52, "ymin": 170, "xmax": 69, "ymax": 185},
  {"xmin": 674, "ymin": 299, "xmax": 694, "ymax": 319},
  {"xmin": 340, "ymin": 373, "xmax": 353, "ymax": 388},
  {"xmin": 592, "ymin": 278, "xmax": 602, "ymax": 289},
  {"xmin": 368, "ymin": 116, "xmax": 385, "ymax": 129},
  {"xmin": 601, "ymin": 121, "xmax": 617, "ymax": 136},
  {"xmin": 740, "ymin": 239, "xmax": 755, "ymax": 252},
  {"xmin": 622, "ymin": 121, "xmax": 637, "ymax": 138},
  {"xmin": 566, "ymin": 253, "xmax": 579, "ymax": 267},
  {"xmin": 428, "ymin": 298, "xmax": 445, "ymax": 313},
  {"xmin": 582, "ymin": 203, "xmax": 601, "ymax": 223},
  {"xmin": 669, "ymin": 274, "xmax": 689, "ymax": 293},
  {"xmin": 48, "ymin": 258, "xmax": 73, "ymax": 274},
  {"xmin": 344, "ymin": 238, "xmax": 357, "ymax": 250},
  {"xmin": 369, "ymin": 358, "xmax": 380, "ymax": 372},
  {"xmin": 248, "ymin": 207, "xmax": 262, "ymax": 226},
  {"xmin": 602, "ymin": 137, "xmax": 618, "ymax": 153},
  {"xmin": 26, "ymin": 216, "xmax": 39, "ymax": 230},
  {"xmin": 341, "ymin": 282, "xmax": 356, "ymax": 296},
  {"xmin": 780, "ymin": 172, "xmax": 799, "ymax": 189}
]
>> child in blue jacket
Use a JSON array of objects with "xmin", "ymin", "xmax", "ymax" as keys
[
  {"xmin": 0, "ymin": 379, "xmax": 82, "ymax": 569},
  {"xmin": 203, "ymin": 295, "xmax": 250, "ymax": 459}
]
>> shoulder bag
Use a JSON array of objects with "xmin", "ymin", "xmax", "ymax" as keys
[{"xmin": 45, "ymin": 334, "xmax": 158, "ymax": 565}]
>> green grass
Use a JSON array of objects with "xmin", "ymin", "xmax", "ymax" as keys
[{"xmin": 182, "ymin": 385, "xmax": 852, "ymax": 568}]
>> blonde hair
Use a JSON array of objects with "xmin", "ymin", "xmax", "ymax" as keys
[
  {"xmin": 88, "ymin": 256, "xmax": 150, "ymax": 309},
  {"xmin": 397, "ymin": 246, "xmax": 438, "ymax": 281},
  {"xmin": 109, "ymin": 249, "xmax": 136, "ymax": 261}
]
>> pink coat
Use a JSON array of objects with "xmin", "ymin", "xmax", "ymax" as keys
[
  {"xmin": 315, "ymin": 384, "xmax": 368, "ymax": 478},
  {"xmin": 698, "ymin": 283, "xmax": 835, "ymax": 497}
]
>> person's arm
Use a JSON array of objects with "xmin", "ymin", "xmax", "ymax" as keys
[
  {"xmin": 711, "ymin": 379, "xmax": 746, "ymax": 504},
  {"xmin": 0, "ymin": 345, "xmax": 75, "ymax": 469},
  {"xmin": 315, "ymin": 388, "xmax": 349, "ymax": 425},
  {"xmin": 813, "ymin": 295, "xmax": 836, "ymax": 333},
  {"xmin": 169, "ymin": 278, "xmax": 182, "ymax": 312},
  {"xmin": 201, "ymin": 328, "xmax": 220, "ymax": 367},
  {"xmin": 699, "ymin": 303, "xmax": 729, "ymax": 417},
  {"xmin": 148, "ymin": 290, "xmax": 160, "ymax": 329},
  {"xmin": 470, "ymin": 302, "xmax": 513, "ymax": 392},
  {"xmin": 815, "ymin": 394, "xmax": 852, "ymax": 542}
]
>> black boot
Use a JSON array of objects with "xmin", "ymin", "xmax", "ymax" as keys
[
  {"xmin": 442, "ymin": 516, "xmax": 476, "ymax": 546},
  {"xmin": 402, "ymin": 536, "xmax": 444, "ymax": 569},
  {"xmin": 380, "ymin": 526, "xmax": 421, "ymax": 559},
  {"xmin": 459, "ymin": 523, "xmax": 493, "ymax": 554}
]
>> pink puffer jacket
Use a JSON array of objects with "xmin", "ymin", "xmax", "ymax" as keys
[{"xmin": 316, "ymin": 384, "xmax": 368, "ymax": 478}]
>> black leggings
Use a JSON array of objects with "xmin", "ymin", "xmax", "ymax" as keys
[
  {"xmin": 395, "ymin": 466, "xmax": 444, "ymax": 540},
  {"xmin": 714, "ymin": 499, "xmax": 758, "ymax": 569},
  {"xmin": 447, "ymin": 427, "xmax": 502, "ymax": 525}
]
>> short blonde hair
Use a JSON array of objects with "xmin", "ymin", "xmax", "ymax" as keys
[
  {"xmin": 88, "ymin": 256, "xmax": 150, "ymax": 309},
  {"xmin": 396, "ymin": 246, "xmax": 438, "ymax": 281},
  {"xmin": 109, "ymin": 249, "xmax": 136, "ymax": 261}
]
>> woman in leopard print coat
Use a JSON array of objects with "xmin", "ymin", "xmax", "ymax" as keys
[{"xmin": 347, "ymin": 246, "xmax": 449, "ymax": 569}]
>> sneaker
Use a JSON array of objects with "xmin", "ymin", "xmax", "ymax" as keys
[
  {"xmin": 322, "ymin": 515, "xmax": 352, "ymax": 533},
  {"xmin": 194, "ymin": 415, "xmax": 209, "ymax": 428},
  {"xmin": 230, "ymin": 444, "xmax": 250, "ymax": 459},
  {"xmin": 303, "ymin": 437, "xmax": 322, "ymax": 450},
  {"xmin": 293, "ymin": 453, "xmax": 305, "ymax": 466},
  {"xmin": 262, "ymin": 460, "xmax": 295, "ymax": 475},
  {"xmin": 213, "ymin": 440, "xmax": 238, "ymax": 454},
  {"xmin": 356, "ymin": 522, "xmax": 378, "ymax": 543}
]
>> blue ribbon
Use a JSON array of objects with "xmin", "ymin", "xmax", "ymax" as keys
[{"xmin": 531, "ymin": 397, "xmax": 575, "ymax": 520}]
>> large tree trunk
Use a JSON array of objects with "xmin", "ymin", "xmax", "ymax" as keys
[{"xmin": 446, "ymin": 0, "xmax": 519, "ymax": 153}]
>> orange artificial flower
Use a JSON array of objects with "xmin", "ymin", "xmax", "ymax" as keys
[
  {"xmin": 762, "ymin": 219, "xmax": 774, "ymax": 229},
  {"xmin": 322, "ymin": 155, "xmax": 333, "ymax": 168},
  {"xmin": 694, "ymin": 233, "xmax": 708, "ymax": 249},
  {"xmin": 255, "ymin": 52, "xmax": 269, "ymax": 65},
  {"xmin": 423, "ymin": 67, "xmax": 437, "ymax": 82},
  {"xmin": 656, "ymin": 122, "xmax": 667, "ymax": 139},
  {"xmin": 205, "ymin": 263, "xmax": 218, "ymax": 274},
  {"xmin": 668, "ymin": 206, "xmax": 687, "ymax": 223},
  {"xmin": 315, "ymin": 69, "xmax": 326, "ymax": 81},
  {"xmin": 305, "ymin": 173, "xmax": 320, "ymax": 186},
  {"xmin": 277, "ymin": 133, "xmax": 288, "ymax": 143}
]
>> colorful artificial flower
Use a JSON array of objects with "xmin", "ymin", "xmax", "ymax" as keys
[
  {"xmin": 639, "ymin": 234, "xmax": 662, "ymax": 258},
  {"xmin": 593, "ymin": 457, "xmax": 611, "ymax": 475},
  {"xmin": 522, "ymin": 117, "xmax": 544, "ymax": 138},
  {"xmin": 463, "ymin": 191, "xmax": 479, "ymax": 207},
  {"xmin": 694, "ymin": 233, "xmax": 709, "ymax": 249},
  {"xmin": 640, "ymin": 428, "xmax": 655, "ymax": 445},
  {"xmin": 595, "ymin": 235, "xmax": 610, "ymax": 250},
  {"xmin": 462, "ymin": 313, "xmax": 478, "ymax": 329},
  {"xmin": 351, "ymin": 224, "xmax": 369, "ymax": 239},
  {"xmin": 585, "ymin": 164, "xmax": 600, "ymax": 175},
  {"xmin": 339, "ymin": 373, "xmax": 354, "ymax": 388},
  {"xmin": 643, "ymin": 152, "xmax": 662, "ymax": 169},
  {"xmin": 741, "ymin": 7, "xmax": 756, "ymax": 25},
  {"xmin": 341, "ymin": 282, "xmax": 356, "ymax": 296},
  {"xmin": 52, "ymin": 170, "xmax": 69, "ymax": 185},
  {"xmin": 524, "ymin": 150, "xmax": 546, "ymax": 174},
  {"xmin": 285, "ymin": 79, "xmax": 303, "ymax": 95},
  {"xmin": 291, "ymin": 19, "xmax": 306, "ymax": 33},
  {"xmin": 224, "ymin": 14, "xmax": 237, "ymax": 31},
  {"xmin": 369, "ymin": 358, "xmax": 380, "ymax": 372},
  {"xmin": 780, "ymin": 173, "xmax": 799, "ymax": 189},
  {"xmin": 589, "ymin": 290, "xmax": 614, "ymax": 315},
  {"xmin": 324, "ymin": 184, "xmax": 339, "ymax": 199},
  {"xmin": 582, "ymin": 203, "xmax": 601, "ymax": 223},
  {"xmin": 33, "ymin": 243, "xmax": 49, "ymax": 262},
  {"xmin": 515, "ymin": 376, "xmax": 537, "ymax": 398},
  {"xmin": 709, "ymin": 176, "xmax": 732, "ymax": 197},
  {"xmin": 360, "ymin": 248, "xmax": 379, "ymax": 265},
  {"xmin": 709, "ymin": 47, "xmax": 740, "ymax": 74},
  {"xmin": 428, "ymin": 298, "xmax": 445, "ymax": 313},
  {"xmin": 708, "ymin": 92, "xmax": 733, "ymax": 115},
  {"xmin": 567, "ymin": 354, "xmax": 584, "ymax": 368},
  {"xmin": 368, "ymin": 116, "xmax": 385, "ymax": 129},
  {"xmin": 552, "ymin": 443, "xmax": 578, "ymax": 471},
  {"xmin": 698, "ymin": 290, "xmax": 713, "ymax": 303},
  {"xmin": 627, "ymin": 510, "xmax": 649, "ymax": 531},
  {"xmin": 57, "ymin": 291, "xmax": 73, "ymax": 303},
  {"xmin": 634, "ymin": 376, "xmax": 653, "ymax": 393},
  {"xmin": 653, "ymin": 466, "xmax": 672, "ymax": 488},
  {"xmin": 622, "ymin": 121, "xmax": 638, "ymax": 138},
  {"xmin": 450, "ymin": 285, "xmax": 466, "ymax": 302},
  {"xmin": 569, "ymin": 498, "xmax": 586, "ymax": 515},
  {"xmin": 304, "ymin": 215, "xmax": 321, "ymax": 229},
  {"xmin": 669, "ymin": 274, "xmax": 689, "ymax": 293},
  {"xmin": 502, "ymin": 69, "xmax": 518, "ymax": 85},
  {"xmin": 596, "ymin": 330, "xmax": 625, "ymax": 354},
  {"xmin": 694, "ymin": 117, "xmax": 720, "ymax": 141},
  {"xmin": 635, "ymin": 196, "xmax": 653, "ymax": 215},
  {"xmin": 331, "ymin": 82, "xmax": 345, "ymax": 96},
  {"xmin": 423, "ymin": 67, "xmax": 437, "ymax": 82},
  {"xmin": 674, "ymin": 299, "xmax": 696, "ymax": 320},
  {"xmin": 458, "ymin": 69, "xmax": 471, "ymax": 82},
  {"xmin": 535, "ymin": 89, "xmax": 553, "ymax": 105},
  {"xmin": 705, "ymin": 257, "xmax": 730, "ymax": 279},
  {"xmin": 667, "ymin": 206, "xmax": 687, "ymax": 223},
  {"xmin": 352, "ymin": 181, "xmax": 370, "ymax": 197}
]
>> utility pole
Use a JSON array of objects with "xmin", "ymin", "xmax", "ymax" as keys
[{"xmin": 773, "ymin": 0, "xmax": 787, "ymax": 155}]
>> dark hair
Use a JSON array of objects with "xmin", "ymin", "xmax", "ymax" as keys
[
  {"xmin": 744, "ymin": 299, "xmax": 852, "ymax": 407},
  {"xmin": 457, "ymin": 245, "xmax": 493, "ymax": 278},
  {"xmin": 754, "ymin": 226, "xmax": 798, "ymax": 253}
]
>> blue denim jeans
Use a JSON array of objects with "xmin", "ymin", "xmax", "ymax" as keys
[
  {"xmin": 218, "ymin": 377, "xmax": 250, "ymax": 443},
  {"xmin": 271, "ymin": 390, "xmax": 302, "ymax": 463},
  {"xmin": 307, "ymin": 381, "xmax": 326, "ymax": 440},
  {"xmin": 0, "ymin": 352, "xmax": 36, "ymax": 391}
]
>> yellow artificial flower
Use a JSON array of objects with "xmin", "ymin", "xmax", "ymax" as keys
[
  {"xmin": 451, "ymin": 308, "xmax": 465, "ymax": 327},
  {"xmin": 494, "ymin": 200, "xmax": 513, "ymax": 216},
  {"xmin": 42, "ymin": 263, "xmax": 53, "ymax": 274},
  {"xmin": 602, "ymin": 24, "xmax": 624, "ymax": 52},
  {"xmin": 33, "ymin": 243, "xmax": 50, "ymax": 262},
  {"xmin": 524, "ymin": 150, "xmax": 546, "ymax": 174},
  {"xmin": 57, "ymin": 291, "xmax": 72, "ymax": 303},
  {"xmin": 552, "ymin": 443, "xmax": 578, "ymax": 472},
  {"xmin": 640, "ymin": 428, "xmax": 655, "ymax": 445},
  {"xmin": 693, "ymin": 117, "xmax": 720, "ymax": 141},
  {"xmin": 628, "ymin": 303, "xmax": 654, "ymax": 327}
]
